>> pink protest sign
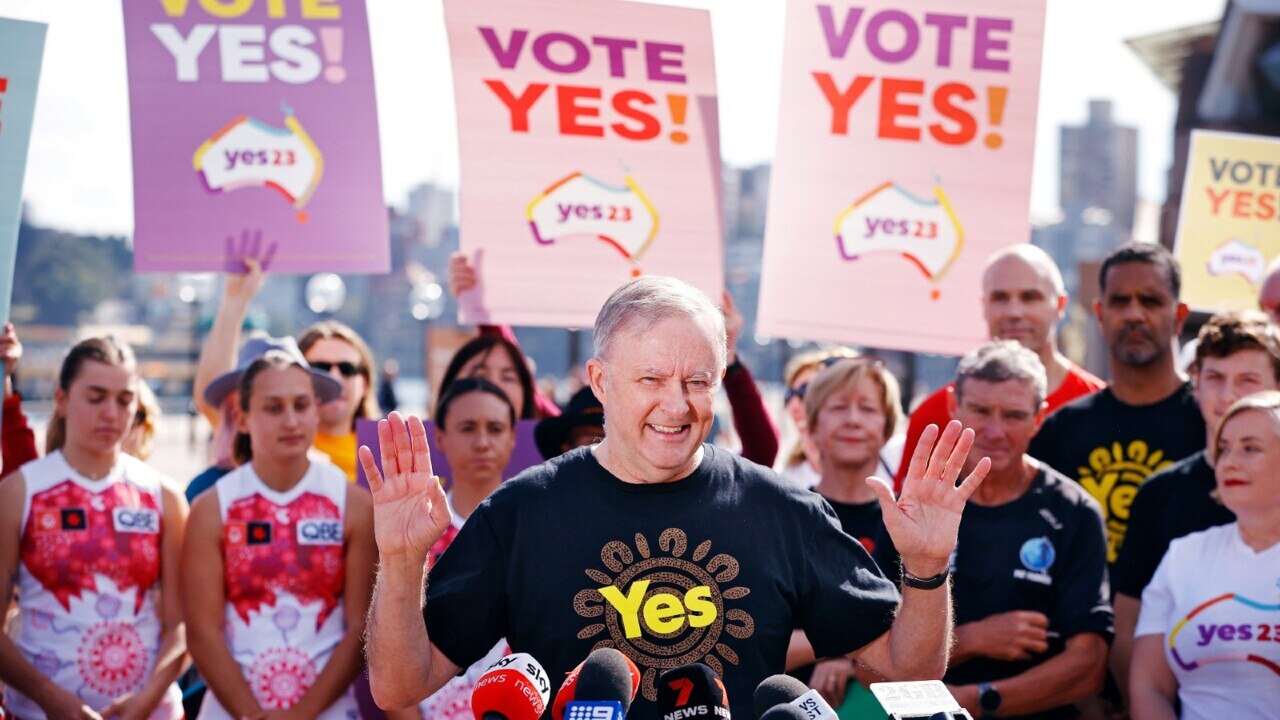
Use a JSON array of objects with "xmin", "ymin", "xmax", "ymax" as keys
[
  {"xmin": 444, "ymin": 0, "xmax": 724, "ymax": 328},
  {"xmin": 122, "ymin": 0, "xmax": 388, "ymax": 274},
  {"xmin": 758, "ymin": 0, "xmax": 1045, "ymax": 354}
]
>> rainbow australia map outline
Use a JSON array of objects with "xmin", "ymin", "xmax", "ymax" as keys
[
  {"xmin": 526, "ymin": 171, "xmax": 659, "ymax": 276},
  {"xmin": 833, "ymin": 180, "xmax": 964, "ymax": 297},
  {"xmin": 192, "ymin": 103, "xmax": 324, "ymax": 223},
  {"xmin": 1168, "ymin": 592, "xmax": 1280, "ymax": 676}
]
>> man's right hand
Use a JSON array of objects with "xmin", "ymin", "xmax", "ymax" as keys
[
  {"xmin": 358, "ymin": 412, "xmax": 453, "ymax": 562},
  {"xmin": 956, "ymin": 610, "xmax": 1050, "ymax": 663}
]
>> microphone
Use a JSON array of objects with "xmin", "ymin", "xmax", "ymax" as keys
[
  {"xmin": 759, "ymin": 707, "xmax": 810, "ymax": 720},
  {"xmin": 561, "ymin": 648, "xmax": 641, "ymax": 720},
  {"xmin": 751, "ymin": 675, "xmax": 837, "ymax": 720},
  {"xmin": 471, "ymin": 653, "xmax": 552, "ymax": 720},
  {"xmin": 657, "ymin": 662, "xmax": 731, "ymax": 720},
  {"xmin": 869, "ymin": 681, "xmax": 972, "ymax": 720}
]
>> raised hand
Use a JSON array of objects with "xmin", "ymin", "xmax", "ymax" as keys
[
  {"xmin": 721, "ymin": 290, "xmax": 744, "ymax": 365},
  {"xmin": 223, "ymin": 229, "xmax": 277, "ymax": 287},
  {"xmin": 357, "ymin": 412, "xmax": 452, "ymax": 561},
  {"xmin": 0, "ymin": 322, "xmax": 22, "ymax": 378},
  {"xmin": 447, "ymin": 251, "xmax": 477, "ymax": 297},
  {"xmin": 867, "ymin": 421, "xmax": 989, "ymax": 576}
]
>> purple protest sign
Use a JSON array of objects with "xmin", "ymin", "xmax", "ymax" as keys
[
  {"xmin": 355, "ymin": 418, "xmax": 546, "ymax": 490},
  {"xmin": 122, "ymin": 1, "xmax": 388, "ymax": 274}
]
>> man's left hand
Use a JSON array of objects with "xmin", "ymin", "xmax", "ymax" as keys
[{"xmin": 867, "ymin": 421, "xmax": 989, "ymax": 576}]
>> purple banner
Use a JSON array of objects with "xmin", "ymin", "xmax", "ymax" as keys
[
  {"xmin": 355, "ymin": 418, "xmax": 546, "ymax": 490},
  {"xmin": 122, "ymin": 0, "xmax": 388, "ymax": 274}
]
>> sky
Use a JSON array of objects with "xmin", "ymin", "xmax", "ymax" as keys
[{"xmin": 3, "ymin": 0, "xmax": 1228, "ymax": 237}]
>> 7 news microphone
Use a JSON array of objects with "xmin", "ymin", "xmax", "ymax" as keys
[
  {"xmin": 470, "ymin": 653, "xmax": 553, "ymax": 720},
  {"xmin": 656, "ymin": 662, "xmax": 730, "ymax": 720},
  {"xmin": 552, "ymin": 647, "xmax": 641, "ymax": 720}
]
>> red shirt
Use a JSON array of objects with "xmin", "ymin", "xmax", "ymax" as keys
[{"xmin": 893, "ymin": 362, "xmax": 1105, "ymax": 492}]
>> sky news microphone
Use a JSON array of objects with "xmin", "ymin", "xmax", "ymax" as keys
[
  {"xmin": 560, "ymin": 647, "xmax": 641, "ymax": 720},
  {"xmin": 657, "ymin": 662, "xmax": 731, "ymax": 720},
  {"xmin": 471, "ymin": 652, "xmax": 552, "ymax": 720},
  {"xmin": 751, "ymin": 675, "xmax": 837, "ymax": 720}
]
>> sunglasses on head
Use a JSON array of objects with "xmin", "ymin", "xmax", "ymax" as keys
[
  {"xmin": 311, "ymin": 360, "xmax": 363, "ymax": 378},
  {"xmin": 784, "ymin": 356, "xmax": 883, "ymax": 404}
]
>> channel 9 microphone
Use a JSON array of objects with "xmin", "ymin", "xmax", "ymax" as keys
[
  {"xmin": 751, "ymin": 675, "xmax": 836, "ymax": 720},
  {"xmin": 556, "ymin": 648, "xmax": 641, "ymax": 720},
  {"xmin": 471, "ymin": 653, "xmax": 552, "ymax": 720},
  {"xmin": 657, "ymin": 662, "xmax": 730, "ymax": 720}
]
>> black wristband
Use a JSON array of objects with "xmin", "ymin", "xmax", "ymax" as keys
[{"xmin": 901, "ymin": 567, "xmax": 950, "ymax": 590}]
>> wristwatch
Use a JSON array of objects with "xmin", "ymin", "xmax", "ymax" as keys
[{"xmin": 978, "ymin": 682, "xmax": 1001, "ymax": 715}]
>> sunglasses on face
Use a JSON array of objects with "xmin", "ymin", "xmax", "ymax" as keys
[
  {"xmin": 311, "ymin": 361, "xmax": 363, "ymax": 378},
  {"xmin": 784, "ymin": 356, "xmax": 884, "ymax": 404}
]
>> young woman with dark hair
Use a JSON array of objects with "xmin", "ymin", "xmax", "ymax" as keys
[{"xmin": 182, "ymin": 349, "xmax": 374, "ymax": 719}]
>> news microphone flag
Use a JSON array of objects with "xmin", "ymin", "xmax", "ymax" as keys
[
  {"xmin": 657, "ymin": 663, "xmax": 730, "ymax": 720},
  {"xmin": 471, "ymin": 653, "xmax": 552, "ymax": 720},
  {"xmin": 564, "ymin": 700, "xmax": 627, "ymax": 720},
  {"xmin": 752, "ymin": 675, "xmax": 835, "ymax": 719}
]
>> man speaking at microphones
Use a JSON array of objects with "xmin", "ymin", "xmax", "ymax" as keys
[{"xmin": 361, "ymin": 276, "xmax": 991, "ymax": 720}]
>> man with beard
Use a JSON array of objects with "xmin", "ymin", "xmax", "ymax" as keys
[{"xmin": 1029, "ymin": 242, "xmax": 1205, "ymax": 568}]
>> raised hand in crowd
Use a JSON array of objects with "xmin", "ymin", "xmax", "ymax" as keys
[
  {"xmin": 721, "ymin": 290, "xmax": 744, "ymax": 366},
  {"xmin": 867, "ymin": 421, "xmax": 990, "ymax": 577},
  {"xmin": 447, "ymin": 250, "xmax": 479, "ymax": 296},
  {"xmin": 193, "ymin": 229, "xmax": 273, "ymax": 424},
  {"xmin": 1, "ymin": 321, "xmax": 22, "ymax": 395}
]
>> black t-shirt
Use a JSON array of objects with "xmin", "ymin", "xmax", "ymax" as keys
[
  {"xmin": 1027, "ymin": 383, "xmax": 1206, "ymax": 565},
  {"xmin": 790, "ymin": 494, "xmax": 885, "ymax": 684},
  {"xmin": 1111, "ymin": 451, "xmax": 1235, "ymax": 598},
  {"xmin": 873, "ymin": 466, "xmax": 1113, "ymax": 720},
  {"xmin": 424, "ymin": 445, "xmax": 900, "ymax": 720},
  {"xmin": 825, "ymin": 496, "xmax": 883, "ymax": 555}
]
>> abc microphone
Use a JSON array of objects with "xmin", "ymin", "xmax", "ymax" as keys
[
  {"xmin": 471, "ymin": 653, "xmax": 552, "ymax": 720},
  {"xmin": 751, "ymin": 675, "xmax": 837, "ymax": 720},
  {"xmin": 657, "ymin": 662, "xmax": 730, "ymax": 720},
  {"xmin": 562, "ymin": 648, "xmax": 641, "ymax": 720}
]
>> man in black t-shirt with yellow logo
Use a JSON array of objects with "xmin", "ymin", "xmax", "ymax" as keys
[
  {"xmin": 1029, "ymin": 243, "xmax": 1205, "ymax": 566},
  {"xmin": 360, "ymin": 276, "xmax": 993, "ymax": 720},
  {"xmin": 877, "ymin": 341, "xmax": 1112, "ymax": 720}
]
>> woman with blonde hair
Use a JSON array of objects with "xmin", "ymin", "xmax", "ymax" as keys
[
  {"xmin": 298, "ymin": 320, "xmax": 381, "ymax": 481},
  {"xmin": 1130, "ymin": 390, "xmax": 1280, "ymax": 719},
  {"xmin": 778, "ymin": 347, "xmax": 862, "ymax": 488}
]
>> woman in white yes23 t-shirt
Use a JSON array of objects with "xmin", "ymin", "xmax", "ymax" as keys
[{"xmin": 1132, "ymin": 391, "xmax": 1280, "ymax": 720}]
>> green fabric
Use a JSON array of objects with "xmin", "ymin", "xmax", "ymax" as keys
[{"xmin": 838, "ymin": 682, "xmax": 888, "ymax": 720}]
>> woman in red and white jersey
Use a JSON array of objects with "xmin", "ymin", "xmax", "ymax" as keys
[
  {"xmin": 182, "ymin": 343, "xmax": 375, "ymax": 720},
  {"xmin": 416, "ymin": 378, "xmax": 518, "ymax": 720},
  {"xmin": 0, "ymin": 336, "xmax": 188, "ymax": 720}
]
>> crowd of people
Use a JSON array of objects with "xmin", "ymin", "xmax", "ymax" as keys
[{"xmin": 0, "ymin": 239, "xmax": 1277, "ymax": 720}]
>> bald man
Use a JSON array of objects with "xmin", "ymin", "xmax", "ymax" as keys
[{"xmin": 894, "ymin": 246, "xmax": 1104, "ymax": 491}]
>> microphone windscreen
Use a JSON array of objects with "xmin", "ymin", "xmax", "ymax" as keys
[
  {"xmin": 551, "ymin": 661, "xmax": 586, "ymax": 720},
  {"xmin": 759, "ymin": 706, "xmax": 811, "ymax": 720},
  {"xmin": 576, "ymin": 648, "xmax": 641, "ymax": 713},
  {"xmin": 470, "ymin": 653, "xmax": 552, "ymax": 720},
  {"xmin": 752, "ymin": 675, "xmax": 809, "ymax": 718},
  {"xmin": 657, "ymin": 663, "xmax": 730, "ymax": 718}
]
